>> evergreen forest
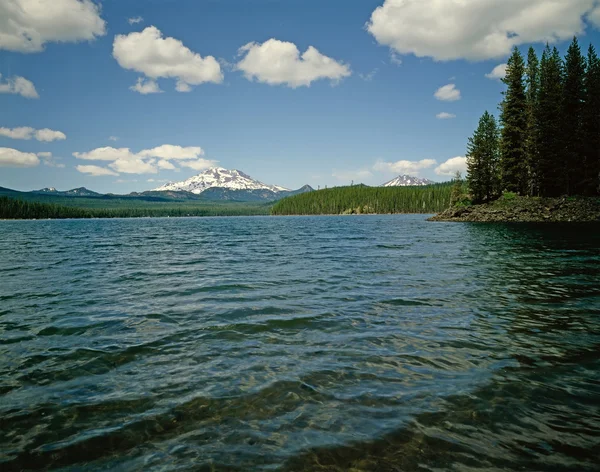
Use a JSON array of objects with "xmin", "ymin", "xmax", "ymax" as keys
[
  {"xmin": 466, "ymin": 38, "xmax": 600, "ymax": 203},
  {"xmin": 270, "ymin": 183, "xmax": 453, "ymax": 215}
]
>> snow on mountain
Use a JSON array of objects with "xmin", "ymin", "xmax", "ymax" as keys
[
  {"xmin": 154, "ymin": 167, "xmax": 289, "ymax": 194},
  {"xmin": 382, "ymin": 175, "xmax": 434, "ymax": 187}
]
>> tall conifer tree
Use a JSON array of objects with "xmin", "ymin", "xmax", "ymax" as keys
[
  {"xmin": 525, "ymin": 47, "xmax": 540, "ymax": 196},
  {"xmin": 500, "ymin": 47, "xmax": 528, "ymax": 194},
  {"xmin": 562, "ymin": 37, "xmax": 586, "ymax": 194},
  {"xmin": 538, "ymin": 45, "xmax": 565, "ymax": 197},
  {"xmin": 583, "ymin": 44, "xmax": 600, "ymax": 195},
  {"xmin": 467, "ymin": 111, "xmax": 500, "ymax": 203}
]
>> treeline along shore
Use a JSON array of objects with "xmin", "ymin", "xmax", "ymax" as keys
[{"xmin": 434, "ymin": 37, "xmax": 600, "ymax": 222}]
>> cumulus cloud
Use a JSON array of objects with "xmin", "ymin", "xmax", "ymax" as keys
[
  {"xmin": 76, "ymin": 165, "xmax": 119, "ymax": 176},
  {"xmin": 109, "ymin": 136, "xmax": 119, "ymax": 141},
  {"xmin": 113, "ymin": 26, "xmax": 223, "ymax": 93},
  {"xmin": 0, "ymin": 126, "xmax": 66, "ymax": 141},
  {"xmin": 435, "ymin": 156, "xmax": 467, "ymax": 176},
  {"xmin": 110, "ymin": 157, "xmax": 158, "ymax": 174},
  {"xmin": 0, "ymin": 74, "xmax": 39, "ymax": 98},
  {"xmin": 591, "ymin": 5, "xmax": 600, "ymax": 25},
  {"xmin": 0, "ymin": 0, "xmax": 106, "ymax": 53},
  {"xmin": 236, "ymin": 38, "xmax": 351, "ymax": 88},
  {"xmin": 486, "ymin": 63, "xmax": 508, "ymax": 80},
  {"xmin": 0, "ymin": 147, "xmax": 39, "ymax": 167},
  {"xmin": 367, "ymin": 0, "xmax": 600, "ymax": 62},
  {"xmin": 373, "ymin": 159, "xmax": 437, "ymax": 176},
  {"xmin": 179, "ymin": 159, "xmax": 218, "ymax": 171},
  {"xmin": 157, "ymin": 160, "xmax": 176, "ymax": 170},
  {"xmin": 0, "ymin": 147, "xmax": 40, "ymax": 167},
  {"xmin": 128, "ymin": 16, "xmax": 143, "ymax": 25},
  {"xmin": 130, "ymin": 77, "xmax": 162, "ymax": 94},
  {"xmin": 73, "ymin": 147, "xmax": 135, "ymax": 161},
  {"xmin": 435, "ymin": 84, "xmax": 461, "ymax": 102},
  {"xmin": 436, "ymin": 112, "xmax": 456, "ymax": 120},
  {"xmin": 73, "ymin": 145, "xmax": 217, "ymax": 175},
  {"xmin": 138, "ymin": 144, "xmax": 204, "ymax": 160},
  {"xmin": 37, "ymin": 151, "xmax": 65, "ymax": 168}
]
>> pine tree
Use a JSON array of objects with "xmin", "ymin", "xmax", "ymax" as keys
[
  {"xmin": 562, "ymin": 37, "xmax": 586, "ymax": 194},
  {"xmin": 538, "ymin": 45, "xmax": 565, "ymax": 197},
  {"xmin": 467, "ymin": 111, "xmax": 500, "ymax": 203},
  {"xmin": 525, "ymin": 47, "xmax": 540, "ymax": 196},
  {"xmin": 500, "ymin": 47, "xmax": 528, "ymax": 194},
  {"xmin": 583, "ymin": 44, "xmax": 600, "ymax": 195}
]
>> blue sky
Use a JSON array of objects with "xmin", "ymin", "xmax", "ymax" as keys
[{"xmin": 1, "ymin": 0, "xmax": 600, "ymax": 193}]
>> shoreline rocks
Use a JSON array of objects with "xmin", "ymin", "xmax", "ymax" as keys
[{"xmin": 428, "ymin": 196, "xmax": 600, "ymax": 222}]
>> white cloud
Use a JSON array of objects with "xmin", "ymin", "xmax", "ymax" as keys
[
  {"xmin": 435, "ymin": 156, "xmax": 467, "ymax": 176},
  {"xmin": 76, "ymin": 165, "xmax": 119, "ymax": 177},
  {"xmin": 435, "ymin": 84, "xmax": 461, "ymax": 101},
  {"xmin": 37, "ymin": 152, "xmax": 65, "ymax": 168},
  {"xmin": 436, "ymin": 112, "xmax": 456, "ymax": 120},
  {"xmin": 130, "ymin": 77, "xmax": 162, "ymax": 94},
  {"xmin": 109, "ymin": 157, "xmax": 157, "ymax": 174},
  {"xmin": 157, "ymin": 160, "xmax": 176, "ymax": 170},
  {"xmin": 390, "ymin": 51, "xmax": 403, "ymax": 65},
  {"xmin": 35, "ymin": 128, "xmax": 67, "ymax": 142},
  {"xmin": 332, "ymin": 169, "xmax": 373, "ymax": 183},
  {"xmin": 109, "ymin": 136, "xmax": 119, "ymax": 141},
  {"xmin": 73, "ymin": 144, "xmax": 216, "ymax": 175},
  {"xmin": 0, "ymin": 126, "xmax": 66, "ymax": 141},
  {"xmin": 236, "ymin": 38, "xmax": 351, "ymax": 88},
  {"xmin": 373, "ymin": 159, "xmax": 437, "ymax": 176},
  {"xmin": 128, "ymin": 16, "xmax": 143, "ymax": 25},
  {"xmin": 359, "ymin": 69, "xmax": 378, "ymax": 81},
  {"xmin": 0, "ymin": 0, "xmax": 106, "ymax": 53},
  {"xmin": 367, "ymin": 0, "xmax": 600, "ymax": 61},
  {"xmin": 591, "ymin": 5, "xmax": 600, "ymax": 25},
  {"xmin": 73, "ymin": 147, "xmax": 135, "ymax": 161},
  {"xmin": 0, "ymin": 147, "xmax": 40, "ymax": 167},
  {"xmin": 138, "ymin": 144, "xmax": 204, "ymax": 160},
  {"xmin": 0, "ymin": 74, "xmax": 39, "ymax": 98},
  {"xmin": 179, "ymin": 159, "xmax": 219, "ymax": 171},
  {"xmin": 486, "ymin": 63, "xmax": 508, "ymax": 80},
  {"xmin": 113, "ymin": 26, "xmax": 223, "ymax": 93}
]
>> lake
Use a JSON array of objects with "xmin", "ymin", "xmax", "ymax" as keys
[{"xmin": 1, "ymin": 215, "xmax": 599, "ymax": 471}]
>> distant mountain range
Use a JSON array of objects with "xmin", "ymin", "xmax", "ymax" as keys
[
  {"xmin": 155, "ymin": 167, "xmax": 289, "ymax": 194},
  {"xmin": 1, "ymin": 169, "xmax": 438, "ymax": 206},
  {"xmin": 34, "ymin": 187, "xmax": 103, "ymax": 197},
  {"xmin": 382, "ymin": 175, "xmax": 434, "ymax": 187}
]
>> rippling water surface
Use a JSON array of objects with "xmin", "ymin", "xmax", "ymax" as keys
[{"xmin": 1, "ymin": 216, "xmax": 599, "ymax": 471}]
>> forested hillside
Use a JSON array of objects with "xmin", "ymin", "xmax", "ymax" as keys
[
  {"xmin": 0, "ymin": 196, "xmax": 271, "ymax": 219},
  {"xmin": 271, "ymin": 183, "xmax": 453, "ymax": 215}
]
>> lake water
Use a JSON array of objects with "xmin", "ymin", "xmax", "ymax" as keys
[{"xmin": 1, "ymin": 215, "xmax": 599, "ymax": 471}]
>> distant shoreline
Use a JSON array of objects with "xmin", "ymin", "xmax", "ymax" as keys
[{"xmin": 428, "ymin": 196, "xmax": 600, "ymax": 223}]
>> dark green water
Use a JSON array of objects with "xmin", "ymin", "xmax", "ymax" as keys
[{"xmin": 1, "ymin": 216, "xmax": 599, "ymax": 471}]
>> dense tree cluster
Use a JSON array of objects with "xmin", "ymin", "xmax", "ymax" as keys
[
  {"xmin": 467, "ymin": 38, "xmax": 600, "ymax": 201},
  {"xmin": 0, "ymin": 196, "xmax": 270, "ymax": 219},
  {"xmin": 271, "ymin": 184, "xmax": 453, "ymax": 215}
]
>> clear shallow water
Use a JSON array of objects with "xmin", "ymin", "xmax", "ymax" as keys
[{"xmin": 0, "ymin": 215, "xmax": 599, "ymax": 471}]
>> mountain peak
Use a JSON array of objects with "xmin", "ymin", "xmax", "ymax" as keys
[
  {"xmin": 382, "ymin": 175, "xmax": 434, "ymax": 187},
  {"xmin": 153, "ymin": 167, "xmax": 289, "ymax": 194}
]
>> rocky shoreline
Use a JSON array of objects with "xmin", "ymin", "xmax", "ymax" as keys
[{"xmin": 429, "ymin": 195, "xmax": 600, "ymax": 222}]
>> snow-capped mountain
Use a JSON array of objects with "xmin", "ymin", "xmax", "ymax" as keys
[
  {"xmin": 154, "ymin": 167, "xmax": 289, "ymax": 195},
  {"xmin": 382, "ymin": 175, "xmax": 434, "ymax": 187}
]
